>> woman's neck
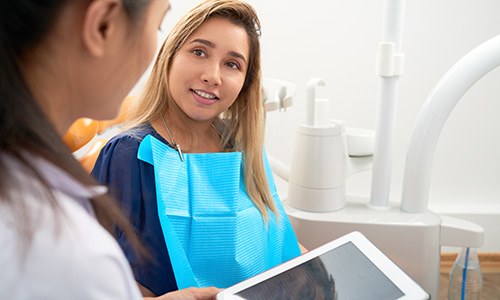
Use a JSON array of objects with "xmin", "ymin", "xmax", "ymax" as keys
[
  {"xmin": 153, "ymin": 112, "xmax": 221, "ymax": 153},
  {"xmin": 20, "ymin": 51, "xmax": 73, "ymax": 136}
]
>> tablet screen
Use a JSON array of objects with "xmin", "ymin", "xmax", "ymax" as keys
[{"xmin": 235, "ymin": 242, "xmax": 404, "ymax": 300}]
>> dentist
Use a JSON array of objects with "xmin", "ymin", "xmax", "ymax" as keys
[{"xmin": 0, "ymin": 0, "xmax": 217, "ymax": 299}]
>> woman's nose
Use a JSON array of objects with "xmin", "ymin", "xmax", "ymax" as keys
[{"xmin": 201, "ymin": 63, "xmax": 222, "ymax": 86}]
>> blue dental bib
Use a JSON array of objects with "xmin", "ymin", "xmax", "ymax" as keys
[{"xmin": 137, "ymin": 134, "xmax": 300, "ymax": 289}]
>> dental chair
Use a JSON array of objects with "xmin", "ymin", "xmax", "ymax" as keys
[{"xmin": 64, "ymin": 96, "xmax": 134, "ymax": 173}]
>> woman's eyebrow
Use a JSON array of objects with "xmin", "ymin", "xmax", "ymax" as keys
[
  {"xmin": 228, "ymin": 51, "xmax": 247, "ymax": 64},
  {"xmin": 190, "ymin": 38, "xmax": 247, "ymax": 63},
  {"xmin": 190, "ymin": 38, "xmax": 215, "ymax": 48}
]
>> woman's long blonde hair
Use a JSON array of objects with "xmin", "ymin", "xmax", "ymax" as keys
[{"xmin": 125, "ymin": 0, "xmax": 276, "ymax": 220}]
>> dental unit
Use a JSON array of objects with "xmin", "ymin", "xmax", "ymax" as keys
[{"xmin": 265, "ymin": 0, "xmax": 500, "ymax": 299}]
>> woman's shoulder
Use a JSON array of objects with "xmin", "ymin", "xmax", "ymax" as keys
[
  {"xmin": 0, "ymin": 188, "xmax": 141, "ymax": 299},
  {"xmin": 107, "ymin": 124, "xmax": 157, "ymax": 147},
  {"xmin": 0, "ymin": 155, "xmax": 140, "ymax": 299},
  {"xmin": 98, "ymin": 124, "xmax": 160, "ymax": 159}
]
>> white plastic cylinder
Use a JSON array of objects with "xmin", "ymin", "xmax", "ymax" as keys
[
  {"xmin": 315, "ymin": 98, "xmax": 331, "ymax": 128},
  {"xmin": 370, "ymin": 78, "xmax": 399, "ymax": 208},
  {"xmin": 288, "ymin": 122, "xmax": 346, "ymax": 212},
  {"xmin": 306, "ymin": 78, "xmax": 325, "ymax": 126},
  {"xmin": 369, "ymin": 0, "xmax": 406, "ymax": 208},
  {"xmin": 381, "ymin": 0, "xmax": 405, "ymax": 52}
]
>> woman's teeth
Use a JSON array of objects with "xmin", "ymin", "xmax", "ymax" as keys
[{"xmin": 194, "ymin": 90, "xmax": 216, "ymax": 99}]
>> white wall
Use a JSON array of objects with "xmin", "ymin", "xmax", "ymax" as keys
[{"xmin": 152, "ymin": 0, "xmax": 500, "ymax": 251}]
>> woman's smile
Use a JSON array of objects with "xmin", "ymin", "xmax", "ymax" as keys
[{"xmin": 191, "ymin": 89, "xmax": 219, "ymax": 105}]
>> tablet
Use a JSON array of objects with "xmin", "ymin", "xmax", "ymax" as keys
[{"xmin": 217, "ymin": 231, "xmax": 429, "ymax": 300}]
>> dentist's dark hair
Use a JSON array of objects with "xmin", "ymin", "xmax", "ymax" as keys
[{"xmin": 0, "ymin": 0, "xmax": 148, "ymax": 251}]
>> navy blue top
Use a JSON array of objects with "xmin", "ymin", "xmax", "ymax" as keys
[{"xmin": 91, "ymin": 125, "xmax": 178, "ymax": 296}]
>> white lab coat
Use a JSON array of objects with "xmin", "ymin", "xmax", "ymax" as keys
[{"xmin": 0, "ymin": 155, "xmax": 141, "ymax": 300}]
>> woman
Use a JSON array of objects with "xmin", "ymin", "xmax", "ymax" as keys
[
  {"xmin": 92, "ymin": 0, "xmax": 302, "ymax": 297},
  {"xmin": 0, "ymin": 0, "xmax": 217, "ymax": 299}
]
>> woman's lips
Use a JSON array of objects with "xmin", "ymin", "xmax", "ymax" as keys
[{"xmin": 191, "ymin": 89, "xmax": 219, "ymax": 105}]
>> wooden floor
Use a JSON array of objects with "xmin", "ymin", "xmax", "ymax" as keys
[{"xmin": 439, "ymin": 253, "xmax": 500, "ymax": 299}]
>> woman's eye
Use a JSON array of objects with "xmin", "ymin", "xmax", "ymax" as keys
[
  {"xmin": 227, "ymin": 61, "xmax": 240, "ymax": 70},
  {"xmin": 193, "ymin": 49, "xmax": 205, "ymax": 57}
]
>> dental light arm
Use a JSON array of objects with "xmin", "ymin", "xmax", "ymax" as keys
[{"xmin": 401, "ymin": 34, "xmax": 500, "ymax": 213}]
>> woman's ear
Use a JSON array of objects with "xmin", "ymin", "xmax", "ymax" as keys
[{"xmin": 81, "ymin": 0, "xmax": 122, "ymax": 57}]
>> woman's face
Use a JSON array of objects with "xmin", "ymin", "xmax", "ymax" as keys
[
  {"xmin": 122, "ymin": 0, "xmax": 171, "ymax": 92},
  {"xmin": 168, "ymin": 17, "xmax": 250, "ymax": 123},
  {"xmin": 91, "ymin": 0, "xmax": 170, "ymax": 120}
]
